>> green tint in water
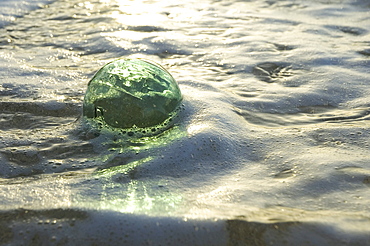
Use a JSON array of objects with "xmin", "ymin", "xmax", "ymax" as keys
[{"xmin": 83, "ymin": 58, "xmax": 182, "ymax": 129}]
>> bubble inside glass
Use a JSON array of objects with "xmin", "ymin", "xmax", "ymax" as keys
[{"xmin": 83, "ymin": 58, "xmax": 182, "ymax": 129}]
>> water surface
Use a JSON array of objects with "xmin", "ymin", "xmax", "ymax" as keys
[{"xmin": 0, "ymin": 0, "xmax": 370, "ymax": 244}]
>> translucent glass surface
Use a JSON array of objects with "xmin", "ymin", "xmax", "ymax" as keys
[{"xmin": 83, "ymin": 58, "xmax": 182, "ymax": 129}]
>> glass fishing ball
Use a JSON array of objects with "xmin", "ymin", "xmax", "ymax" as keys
[{"xmin": 83, "ymin": 58, "xmax": 182, "ymax": 129}]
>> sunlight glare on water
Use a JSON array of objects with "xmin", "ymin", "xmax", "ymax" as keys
[{"xmin": 0, "ymin": 0, "xmax": 370, "ymax": 244}]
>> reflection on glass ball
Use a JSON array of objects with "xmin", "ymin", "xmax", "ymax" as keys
[{"xmin": 83, "ymin": 58, "xmax": 182, "ymax": 129}]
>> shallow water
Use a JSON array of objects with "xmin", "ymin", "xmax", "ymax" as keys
[{"xmin": 0, "ymin": 0, "xmax": 370, "ymax": 244}]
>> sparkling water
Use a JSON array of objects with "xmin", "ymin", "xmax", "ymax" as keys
[{"xmin": 0, "ymin": 0, "xmax": 369, "ymax": 244}]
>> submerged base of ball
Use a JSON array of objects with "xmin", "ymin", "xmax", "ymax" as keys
[{"xmin": 83, "ymin": 58, "xmax": 182, "ymax": 130}]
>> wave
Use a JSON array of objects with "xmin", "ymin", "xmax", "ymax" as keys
[{"xmin": 0, "ymin": 0, "xmax": 55, "ymax": 28}]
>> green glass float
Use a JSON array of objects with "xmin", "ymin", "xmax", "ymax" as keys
[{"xmin": 83, "ymin": 58, "xmax": 182, "ymax": 131}]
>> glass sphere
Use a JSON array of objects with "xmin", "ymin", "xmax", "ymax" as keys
[{"xmin": 83, "ymin": 58, "xmax": 182, "ymax": 129}]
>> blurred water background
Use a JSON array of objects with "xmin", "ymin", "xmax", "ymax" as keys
[{"xmin": 0, "ymin": 0, "xmax": 370, "ymax": 245}]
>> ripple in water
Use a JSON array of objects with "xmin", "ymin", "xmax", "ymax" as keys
[{"xmin": 252, "ymin": 62, "xmax": 294, "ymax": 83}]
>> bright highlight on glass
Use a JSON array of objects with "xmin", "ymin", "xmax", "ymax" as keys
[{"xmin": 83, "ymin": 58, "xmax": 182, "ymax": 130}]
